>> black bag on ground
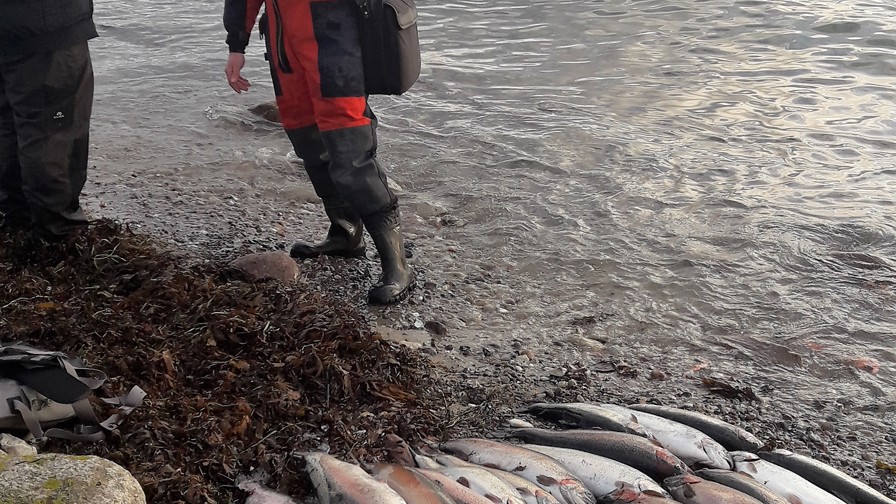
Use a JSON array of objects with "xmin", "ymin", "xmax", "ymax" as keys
[
  {"xmin": 355, "ymin": 0, "xmax": 421, "ymax": 95},
  {"xmin": 0, "ymin": 342, "xmax": 145, "ymax": 442}
]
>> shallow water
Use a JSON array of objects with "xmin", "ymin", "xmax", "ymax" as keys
[{"xmin": 87, "ymin": 0, "xmax": 894, "ymax": 436}]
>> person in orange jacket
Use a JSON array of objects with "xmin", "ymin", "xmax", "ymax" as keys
[{"xmin": 223, "ymin": 0, "xmax": 415, "ymax": 304}]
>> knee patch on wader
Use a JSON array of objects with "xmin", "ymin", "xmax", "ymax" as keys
[
  {"xmin": 285, "ymin": 125, "xmax": 339, "ymax": 201},
  {"xmin": 319, "ymin": 124, "xmax": 396, "ymax": 218}
]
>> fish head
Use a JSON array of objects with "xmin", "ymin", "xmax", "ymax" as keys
[
  {"xmin": 700, "ymin": 438, "xmax": 733, "ymax": 470},
  {"xmin": 626, "ymin": 421, "xmax": 652, "ymax": 438},
  {"xmin": 654, "ymin": 448, "xmax": 690, "ymax": 476},
  {"xmin": 730, "ymin": 451, "xmax": 762, "ymax": 478},
  {"xmin": 663, "ymin": 474, "xmax": 702, "ymax": 500},
  {"xmin": 730, "ymin": 451, "xmax": 760, "ymax": 472},
  {"xmin": 557, "ymin": 479, "xmax": 597, "ymax": 504},
  {"xmin": 299, "ymin": 453, "xmax": 331, "ymax": 504},
  {"xmin": 413, "ymin": 451, "xmax": 443, "ymax": 470},
  {"xmin": 533, "ymin": 489, "xmax": 555, "ymax": 504},
  {"xmin": 609, "ymin": 482, "xmax": 641, "ymax": 501}
]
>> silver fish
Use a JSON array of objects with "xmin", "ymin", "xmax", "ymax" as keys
[
  {"xmin": 419, "ymin": 468, "xmax": 502, "ymax": 504},
  {"xmin": 523, "ymin": 403, "xmax": 650, "ymax": 437},
  {"xmin": 424, "ymin": 448, "xmax": 561, "ymax": 504},
  {"xmin": 440, "ymin": 438, "xmax": 596, "ymax": 504},
  {"xmin": 731, "ymin": 451, "xmax": 848, "ymax": 504},
  {"xmin": 421, "ymin": 466, "xmax": 525, "ymax": 504},
  {"xmin": 507, "ymin": 428, "xmax": 691, "ymax": 481},
  {"xmin": 628, "ymin": 404, "xmax": 764, "ymax": 452},
  {"xmin": 521, "ymin": 444, "xmax": 669, "ymax": 499},
  {"xmin": 758, "ymin": 450, "xmax": 896, "ymax": 504},
  {"xmin": 599, "ymin": 404, "xmax": 732, "ymax": 470},
  {"xmin": 481, "ymin": 466, "xmax": 564, "ymax": 504}
]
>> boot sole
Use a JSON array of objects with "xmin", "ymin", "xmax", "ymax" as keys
[
  {"xmin": 291, "ymin": 246, "xmax": 367, "ymax": 260},
  {"xmin": 368, "ymin": 276, "xmax": 416, "ymax": 305}
]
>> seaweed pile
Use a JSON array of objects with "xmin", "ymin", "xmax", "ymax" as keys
[{"xmin": 0, "ymin": 220, "xmax": 502, "ymax": 503}]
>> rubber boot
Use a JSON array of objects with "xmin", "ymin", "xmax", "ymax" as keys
[
  {"xmin": 290, "ymin": 200, "xmax": 366, "ymax": 258},
  {"xmin": 363, "ymin": 206, "xmax": 415, "ymax": 305},
  {"xmin": 286, "ymin": 126, "xmax": 366, "ymax": 259}
]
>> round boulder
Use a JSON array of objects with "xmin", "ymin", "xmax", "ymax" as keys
[{"xmin": 230, "ymin": 251, "xmax": 300, "ymax": 284}]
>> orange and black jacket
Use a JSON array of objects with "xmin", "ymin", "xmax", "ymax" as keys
[
  {"xmin": 223, "ymin": 0, "xmax": 265, "ymax": 54},
  {"xmin": 0, "ymin": 0, "xmax": 98, "ymax": 57}
]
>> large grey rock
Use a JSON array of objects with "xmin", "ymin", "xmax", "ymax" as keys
[
  {"xmin": 0, "ymin": 452, "xmax": 146, "ymax": 504},
  {"xmin": 230, "ymin": 251, "xmax": 299, "ymax": 284}
]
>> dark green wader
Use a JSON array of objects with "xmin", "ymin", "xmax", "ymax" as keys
[{"xmin": 0, "ymin": 42, "xmax": 93, "ymax": 239}]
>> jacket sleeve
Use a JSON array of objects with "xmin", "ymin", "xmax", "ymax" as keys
[{"xmin": 223, "ymin": 0, "xmax": 264, "ymax": 53}]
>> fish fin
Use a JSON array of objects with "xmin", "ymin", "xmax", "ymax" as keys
[
  {"xmin": 457, "ymin": 476, "xmax": 471, "ymax": 488},
  {"xmin": 516, "ymin": 488, "xmax": 536, "ymax": 498},
  {"xmin": 788, "ymin": 498, "xmax": 803, "ymax": 504},
  {"xmin": 485, "ymin": 494, "xmax": 503, "ymax": 504},
  {"xmin": 482, "ymin": 463, "xmax": 501, "ymax": 469},
  {"xmin": 643, "ymin": 489, "xmax": 667, "ymax": 497},
  {"xmin": 536, "ymin": 474, "xmax": 559, "ymax": 486}
]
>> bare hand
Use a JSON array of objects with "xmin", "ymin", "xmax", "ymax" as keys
[{"xmin": 225, "ymin": 53, "xmax": 251, "ymax": 93}]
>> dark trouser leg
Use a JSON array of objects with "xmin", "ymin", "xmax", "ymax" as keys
[
  {"xmin": 285, "ymin": 125, "xmax": 366, "ymax": 258},
  {"xmin": 0, "ymin": 64, "xmax": 29, "ymax": 229},
  {"xmin": 320, "ymin": 121, "xmax": 414, "ymax": 304},
  {"xmin": 2, "ymin": 43, "xmax": 93, "ymax": 239}
]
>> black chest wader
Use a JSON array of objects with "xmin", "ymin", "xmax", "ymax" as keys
[{"xmin": 266, "ymin": 0, "xmax": 416, "ymax": 304}]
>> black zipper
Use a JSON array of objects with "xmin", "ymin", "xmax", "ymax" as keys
[{"xmin": 271, "ymin": 0, "xmax": 293, "ymax": 73}]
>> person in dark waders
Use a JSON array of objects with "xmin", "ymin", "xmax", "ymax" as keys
[
  {"xmin": 223, "ymin": 0, "xmax": 415, "ymax": 305},
  {"xmin": 0, "ymin": 0, "xmax": 96, "ymax": 241}
]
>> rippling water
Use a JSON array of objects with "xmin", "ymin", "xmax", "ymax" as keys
[{"xmin": 89, "ymin": 0, "xmax": 894, "ymax": 416}]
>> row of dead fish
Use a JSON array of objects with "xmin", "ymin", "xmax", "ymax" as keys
[{"xmin": 296, "ymin": 402, "xmax": 895, "ymax": 504}]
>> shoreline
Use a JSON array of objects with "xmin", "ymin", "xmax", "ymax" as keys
[{"xmin": 0, "ymin": 214, "xmax": 893, "ymax": 501}]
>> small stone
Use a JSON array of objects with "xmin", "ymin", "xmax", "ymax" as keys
[
  {"xmin": 522, "ymin": 350, "xmax": 535, "ymax": 361},
  {"xmin": 482, "ymin": 347, "xmax": 494, "ymax": 357},
  {"xmin": 424, "ymin": 320, "xmax": 448, "ymax": 336},
  {"xmin": 649, "ymin": 370, "xmax": 668, "ymax": 381},
  {"xmin": 549, "ymin": 367, "xmax": 567, "ymax": 378},
  {"xmin": 567, "ymin": 379, "xmax": 578, "ymax": 389},
  {"xmin": 558, "ymin": 381, "xmax": 568, "ymax": 388},
  {"xmin": 0, "ymin": 434, "xmax": 36, "ymax": 457}
]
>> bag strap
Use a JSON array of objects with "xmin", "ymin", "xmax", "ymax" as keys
[{"xmin": 10, "ymin": 386, "xmax": 146, "ymax": 443}]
